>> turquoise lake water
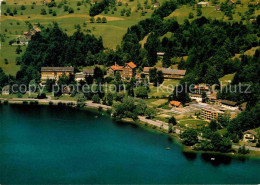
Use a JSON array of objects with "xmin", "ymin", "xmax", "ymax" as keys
[{"xmin": 0, "ymin": 104, "xmax": 260, "ymax": 184}]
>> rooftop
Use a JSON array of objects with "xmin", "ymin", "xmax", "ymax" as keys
[
  {"xmin": 170, "ymin": 100, "xmax": 181, "ymax": 107},
  {"xmin": 221, "ymin": 100, "xmax": 238, "ymax": 106},
  {"xmin": 83, "ymin": 69, "xmax": 94, "ymax": 74},
  {"xmin": 41, "ymin": 67, "xmax": 74, "ymax": 72},
  {"xmin": 126, "ymin": 62, "xmax": 137, "ymax": 69},
  {"xmin": 143, "ymin": 67, "xmax": 186, "ymax": 76},
  {"xmin": 110, "ymin": 64, "xmax": 124, "ymax": 71},
  {"xmin": 198, "ymin": 1, "xmax": 209, "ymax": 4},
  {"xmin": 243, "ymin": 130, "xmax": 257, "ymax": 136}
]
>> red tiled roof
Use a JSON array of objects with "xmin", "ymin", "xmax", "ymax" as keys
[
  {"xmin": 126, "ymin": 62, "xmax": 136, "ymax": 69},
  {"xmin": 110, "ymin": 64, "xmax": 123, "ymax": 71},
  {"xmin": 170, "ymin": 101, "xmax": 181, "ymax": 107},
  {"xmin": 194, "ymin": 85, "xmax": 209, "ymax": 90}
]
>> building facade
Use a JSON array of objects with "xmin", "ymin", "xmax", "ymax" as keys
[
  {"xmin": 41, "ymin": 67, "xmax": 74, "ymax": 83},
  {"xmin": 192, "ymin": 85, "xmax": 211, "ymax": 95},
  {"xmin": 122, "ymin": 62, "xmax": 136, "ymax": 79},
  {"xmin": 107, "ymin": 64, "xmax": 124, "ymax": 76},
  {"xmin": 201, "ymin": 107, "xmax": 224, "ymax": 120},
  {"xmin": 143, "ymin": 67, "xmax": 186, "ymax": 80},
  {"xmin": 220, "ymin": 100, "xmax": 238, "ymax": 110}
]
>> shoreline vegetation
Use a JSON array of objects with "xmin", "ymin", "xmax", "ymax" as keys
[{"xmin": 1, "ymin": 97, "xmax": 260, "ymax": 159}]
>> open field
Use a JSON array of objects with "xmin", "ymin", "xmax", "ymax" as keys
[
  {"xmin": 219, "ymin": 73, "xmax": 236, "ymax": 88},
  {"xmin": 0, "ymin": 0, "xmax": 166, "ymax": 75},
  {"xmin": 177, "ymin": 119, "xmax": 209, "ymax": 128},
  {"xmin": 162, "ymin": 79, "xmax": 179, "ymax": 87},
  {"xmin": 148, "ymin": 85, "xmax": 172, "ymax": 97},
  {"xmin": 0, "ymin": 0, "xmax": 165, "ymax": 48},
  {"xmin": 0, "ymin": 38, "xmax": 26, "ymax": 75},
  {"xmin": 166, "ymin": 0, "xmax": 260, "ymax": 24}
]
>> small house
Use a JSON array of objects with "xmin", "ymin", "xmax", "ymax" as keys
[
  {"xmin": 153, "ymin": 2, "xmax": 160, "ymax": 7},
  {"xmin": 215, "ymin": 5, "xmax": 221, "ymax": 10},
  {"xmin": 75, "ymin": 72, "xmax": 86, "ymax": 82},
  {"xmin": 169, "ymin": 101, "xmax": 183, "ymax": 108},
  {"xmin": 157, "ymin": 52, "xmax": 165, "ymax": 56},
  {"xmin": 243, "ymin": 130, "xmax": 257, "ymax": 142},
  {"xmin": 43, "ymin": 0, "xmax": 52, "ymax": 5},
  {"xmin": 227, "ymin": 0, "xmax": 235, "ymax": 5},
  {"xmin": 1, "ymin": 85, "xmax": 10, "ymax": 95},
  {"xmin": 189, "ymin": 93, "xmax": 202, "ymax": 102},
  {"xmin": 192, "ymin": 84, "xmax": 211, "ymax": 95},
  {"xmin": 83, "ymin": 69, "xmax": 94, "ymax": 76},
  {"xmin": 197, "ymin": 1, "xmax": 209, "ymax": 7}
]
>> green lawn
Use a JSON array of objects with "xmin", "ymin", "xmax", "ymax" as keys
[
  {"xmin": 162, "ymin": 79, "xmax": 180, "ymax": 87},
  {"xmin": 166, "ymin": 1, "xmax": 259, "ymax": 24},
  {"xmin": 1, "ymin": 0, "xmax": 165, "ymax": 49},
  {"xmin": 219, "ymin": 73, "xmax": 236, "ymax": 88},
  {"xmin": 178, "ymin": 119, "xmax": 209, "ymax": 128},
  {"xmin": 148, "ymin": 85, "xmax": 172, "ymax": 97},
  {"xmin": 0, "ymin": 40, "xmax": 25, "ymax": 76}
]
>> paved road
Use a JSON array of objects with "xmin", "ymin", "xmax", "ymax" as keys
[
  {"xmin": 0, "ymin": 97, "xmax": 110, "ymax": 110},
  {"xmin": 232, "ymin": 145, "xmax": 260, "ymax": 151},
  {"xmin": 139, "ymin": 116, "xmax": 169, "ymax": 130}
]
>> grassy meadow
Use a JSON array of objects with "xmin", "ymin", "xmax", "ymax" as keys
[
  {"xmin": 0, "ymin": 0, "xmax": 166, "ymax": 75},
  {"xmin": 166, "ymin": 0, "xmax": 260, "ymax": 23}
]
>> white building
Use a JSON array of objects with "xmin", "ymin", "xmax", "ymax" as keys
[
  {"xmin": 220, "ymin": 100, "xmax": 239, "ymax": 110},
  {"xmin": 189, "ymin": 94, "xmax": 202, "ymax": 102},
  {"xmin": 198, "ymin": 1, "xmax": 209, "ymax": 7}
]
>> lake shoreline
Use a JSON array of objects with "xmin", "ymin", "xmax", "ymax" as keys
[{"xmin": 1, "ymin": 98, "xmax": 260, "ymax": 159}]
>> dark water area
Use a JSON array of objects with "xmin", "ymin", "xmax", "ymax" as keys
[{"xmin": 0, "ymin": 104, "xmax": 259, "ymax": 184}]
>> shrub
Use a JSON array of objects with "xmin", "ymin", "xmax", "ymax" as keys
[
  {"xmin": 22, "ymin": 101, "xmax": 28, "ymax": 105},
  {"xmin": 4, "ymin": 58, "xmax": 8, "ymax": 64},
  {"xmin": 92, "ymin": 94, "xmax": 100, "ymax": 103},
  {"xmin": 41, "ymin": 9, "xmax": 47, "ymax": 15},
  {"xmin": 101, "ymin": 17, "xmax": 107, "ymax": 23},
  {"xmin": 68, "ymin": 7, "xmax": 74, "ymax": 13},
  {"xmin": 21, "ymin": 5, "xmax": 26, "ymax": 10},
  {"xmin": 98, "ymin": 106, "xmax": 103, "ymax": 111},
  {"xmin": 37, "ymin": 93, "xmax": 47, "ymax": 99},
  {"xmin": 17, "ymin": 93, "xmax": 23, "ymax": 98},
  {"xmin": 238, "ymin": 145, "xmax": 250, "ymax": 154}
]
